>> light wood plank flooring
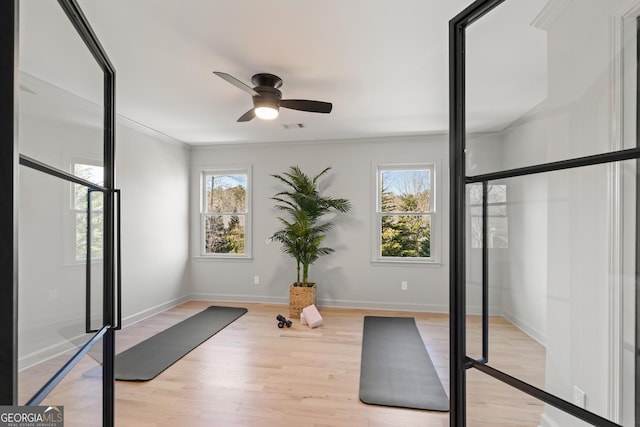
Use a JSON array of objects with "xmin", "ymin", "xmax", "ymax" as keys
[{"xmin": 19, "ymin": 301, "xmax": 546, "ymax": 426}]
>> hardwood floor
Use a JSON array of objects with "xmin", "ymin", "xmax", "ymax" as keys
[{"xmin": 19, "ymin": 301, "xmax": 546, "ymax": 426}]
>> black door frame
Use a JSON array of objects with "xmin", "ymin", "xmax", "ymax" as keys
[
  {"xmin": 0, "ymin": 1, "xmax": 119, "ymax": 425},
  {"xmin": 449, "ymin": 1, "xmax": 636, "ymax": 426},
  {"xmin": 636, "ymin": 16, "xmax": 640, "ymax": 426},
  {"xmin": 0, "ymin": 0, "xmax": 19, "ymax": 406}
]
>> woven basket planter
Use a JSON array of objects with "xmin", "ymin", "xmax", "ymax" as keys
[{"xmin": 289, "ymin": 283, "xmax": 316, "ymax": 318}]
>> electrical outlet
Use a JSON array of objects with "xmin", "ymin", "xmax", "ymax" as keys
[
  {"xmin": 573, "ymin": 386, "xmax": 586, "ymax": 408},
  {"xmin": 253, "ymin": 275, "xmax": 260, "ymax": 285},
  {"xmin": 401, "ymin": 281, "xmax": 408, "ymax": 290}
]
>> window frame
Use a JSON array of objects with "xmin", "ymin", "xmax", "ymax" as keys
[
  {"xmin": 65, "ymin": 159, "xmax": 105, "ymax": 265},
  {"xmin": 373, "ymin": 162, "xmax": 438, "ymax": 264},
  {"xmin": 199, "ymin": 166, "xmax": 252, "ymax": 259},
  {"xmin": 468, "ymin": 183, "xmax": 508, "ymax": 249}
]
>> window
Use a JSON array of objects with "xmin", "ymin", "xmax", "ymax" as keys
[
  {"xmin": 376, "ymin": 164, "xmax": 435, "ymax": 261},
  {"xmin": 73, "ymin": 162, "xmax": 104, "ymax": 262},
  {"xmin": 201, "ymin": 168, "xmax": 251, "ymax": 257},
  {"xmin": 468, "ymin": 184, "xmax": 508, "ymax": 248}
]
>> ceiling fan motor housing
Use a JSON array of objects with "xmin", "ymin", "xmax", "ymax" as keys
[
  {"xmin": 251, "ymin": 73, "xmax": 283, "ymax": 89},
  {"xmin": 252, "ymin": 85, "xmax": 282, "ymax": 110}
]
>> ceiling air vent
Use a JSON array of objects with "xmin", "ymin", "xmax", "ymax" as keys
[{"xmin": 282, "ymin": 123, "xmax": 305, "ymax": 129}]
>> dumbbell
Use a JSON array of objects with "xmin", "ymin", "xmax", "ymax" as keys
[{"xmin": 276, "ymin": 314, "xmax": 292, "ymax": 328}]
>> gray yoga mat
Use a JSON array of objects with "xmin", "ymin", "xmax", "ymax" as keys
[
  {"xmin": 111, "ymin": 305, "xmax": 247, "ymax": 381},
  {"xmin": 359, "ymin": 316, "xmax": 449, "ymax": 411}
]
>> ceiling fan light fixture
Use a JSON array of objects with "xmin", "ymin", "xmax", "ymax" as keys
[
  {"xmin": 255, "ymin": 105, "xmax": 279, "ymax": 120},
  {"xmin": 214, "ymin": 72, "xmax": 331, "ymax": 122}
]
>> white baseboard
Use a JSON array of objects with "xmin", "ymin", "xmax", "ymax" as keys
[
  {"xmin": 502, "ymin": 308, "xmax": 546, "ymax": 346},
  {"xmin": 18, "ymin": 311, "xmax": 95, "ymax": 371},
  {"xmin": 19, "ymin": 334, "xmax": 86, "ymax": 372},
  {"xmin": 466, "ymin": 305, "xmax": 503, "ymax": 317},
  {"xmin": 190, "ymin": 293, "xmax": 450, "ymax": 313},
  {"xmin": 190, "ymin": 294, "xmax": 507, "ymax": 314},
  {"xmin": 538, "ymin": 412, "xmax": 560, "ymax": 427},
  {"xmin": 317, "ymin": 298, "xmax": 449, "ymax": 313},
  {"xmin": 190, "ymin": 293, "xmax": 288, "ymax": 305},
  {"xmin": 121, "ymin": 295, "xmax": 192, "ymax": 328},
  {"xmin": 19, "ymin": 295, "xmax": 192, "ymax": 370}
]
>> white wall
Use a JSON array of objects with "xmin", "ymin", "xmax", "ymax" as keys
[
  {"xmin": 17, "ymin": 75, "xmax": 191, "ymax": 369},
  {"xmin": 498, "ymin": 108, "xmax": 549, "ymax": 345},
  {"xmin": 116, "ymin": 122, "xmax": 191, "ymax": 324},
  {"xmin": 189, "ymin": 135, "xmax": 450, "ymax": 312}
]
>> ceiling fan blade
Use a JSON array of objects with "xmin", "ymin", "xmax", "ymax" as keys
[
  {"xmin": 280, "ymin": 99, "xmax": 332, "ymax": 114},
  {"xmin": 213, "ymin": 71, "xmax": 259, "ymax": 96},
  {"xmin": 237, "ymin": 108, "xmax": 256, "ymax": 122}
]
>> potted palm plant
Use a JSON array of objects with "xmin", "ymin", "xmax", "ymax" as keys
[{"xmin": 269, "ymin": 166, "xmax": 351, "ymax": 317}]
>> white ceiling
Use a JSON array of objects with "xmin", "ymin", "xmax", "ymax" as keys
[{"xmin": 18, "ymin": 0, "xmax": 549, "ymax": 145}]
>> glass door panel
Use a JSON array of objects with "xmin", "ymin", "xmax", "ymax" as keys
[
  {"xmin": 464, "ymin": 0, "xmax": 637, "ymax": 176},
  {"xmin": 15, "ymin": 0, "xmax": 116, "ymax": 424},
  {"xmin": 467, "ymin": 159, "xmax": 637, "ymax": 424},
  {"xmin": 19, "ymin": 0, "xmax": 104, "ymax": 172},
  {"xmin": 18, "ymin": 164, "xmax": 104, "ymax": 405},
  {"xmin": 464, "ymin": 0, "xmax": 548, "ymax": 176},
  {"xmin": 451, "ymin": 0, "xmax": 638, "ymax": 425}
]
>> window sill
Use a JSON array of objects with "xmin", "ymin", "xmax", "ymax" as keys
[
  {"xmin": 63, "ymin": 259, "xmax": 104, "ymax": 268},
  {"xmin": 371, "ymin": 259, "xmax": 443, "ymax": 267},
  {"xmin": 193, "ymin": 255, "xmax": 253, "ymax": 262}
]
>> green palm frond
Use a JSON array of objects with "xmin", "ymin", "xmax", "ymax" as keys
[{"xmin": 270, "ymin": 166, "xmax": 352, "ymax": 285}]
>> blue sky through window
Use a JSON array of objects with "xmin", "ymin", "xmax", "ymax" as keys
[
  {"xmin": 381, "ymin": 169, "xmax": 430, "ymax": 196},
  {"xmin": 207, "ymin": 174, "xmax": 246, "ymax": 191}
]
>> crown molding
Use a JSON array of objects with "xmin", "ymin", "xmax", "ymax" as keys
[
  {"xmin": 117, "ymin": 114, "xmax": 188, "ymax": 148},
  {"xmin": 531, "ymin": 0, "xmax": 572, "ymax": 30}
]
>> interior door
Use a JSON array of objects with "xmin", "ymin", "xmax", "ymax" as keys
[
  {"xmin": 12, "ymin": 0, "xmax": 118, "ymax": 425},
  {"xmin": 450, "ymin": 0, "xmax": 638, "ymax": 426}
]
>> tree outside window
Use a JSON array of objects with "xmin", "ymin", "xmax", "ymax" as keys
[
  {"xmin": 468, "ymin": 183, "xmax": 508, "ymax": 249},
  {"xmin": 201, "ymin": 170, "xmax": 250, "ymax": 256},
  {"xmin": 377, "ymin": 165, "xmax": 434, "ymax": 260},
  {"xmin": 73, "ymin": 163, "xmax": 104, "ymax": 261}
]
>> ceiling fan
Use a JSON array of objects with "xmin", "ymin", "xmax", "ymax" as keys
[{"xmin": 213, "ymin": 71, "xmax": 332, "ymax": 122}]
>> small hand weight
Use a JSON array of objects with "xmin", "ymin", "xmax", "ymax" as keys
[{"xmin": 276, "ymin": 314, "xmax": 292, "ymax": 328}]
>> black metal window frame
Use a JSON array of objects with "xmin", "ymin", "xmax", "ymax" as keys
[
  {"xmin": 1, "ymin": 1, "xmax": 120, "ymax": 425},
  {"xmin": 449, "ymin": 1, "xmax": 635, "ymax": 426}
]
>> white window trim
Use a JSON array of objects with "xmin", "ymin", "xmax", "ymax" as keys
[
  {"xmin": 199, "ymin": 165, "xmax": 252, "ymax": 259},
  {"xmin": 372, "ymin": 162, "xmax": 441, "ymax": 265},
  {"xmin": 64, "ymin": 158, "xmax": 104, "ymax": 266}
]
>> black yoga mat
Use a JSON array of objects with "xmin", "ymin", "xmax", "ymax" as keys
[
  {"xmin": 359, "ymin": 316, "xmax": 449, "ymax": 411},
  {"xmin": 113, "ymin": 305, "xmax": 247, "ymax": 381}
]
